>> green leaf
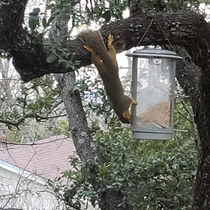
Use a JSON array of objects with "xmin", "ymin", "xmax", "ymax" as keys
[
  {"xmin": 46, "ymin": 53, "xmax": 57, "ymax": 63},
  {"xmin": 32, "ymin": 8, "xmax": 41, "ymax": 16},
  {"xmin": 31, "ymin": 39, "xmax": 39, "ymax": 45},
  {"xmin": 102, "ymin": 11, "xmax": 111, "ymax": 22},
  {"xmin": 29, "ymin": 15, "xmax": 39, "ymax": 30}
]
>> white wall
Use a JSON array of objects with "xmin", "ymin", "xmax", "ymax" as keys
[
  {"xmin": 0, "ymin": 166, "xmax": 65, "ymax": 210},
  {"xmin": 0, "ymin": 163, "xmax": 99, "ymax": 210}
]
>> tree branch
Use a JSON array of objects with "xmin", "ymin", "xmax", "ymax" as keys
[
  {"xmin": 0, "ymin": 113, "xmax": 66, "ymax": 129},
  {"xmin": 0, "ymin": 0, "xmax": 210, "ymax": 82}
]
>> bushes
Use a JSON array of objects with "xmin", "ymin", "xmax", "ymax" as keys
[
  {"xmin": 52, "ymin": 79, "xmax": 197, "ymax": 210},
  {"xmin": 93, "ymin": 123, "xmax": 197, "ymax": 209}
]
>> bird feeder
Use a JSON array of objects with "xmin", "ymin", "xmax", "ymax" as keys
[{"xmin": 127, "ymin": 49, "xmax": 182, "ymax": 140}]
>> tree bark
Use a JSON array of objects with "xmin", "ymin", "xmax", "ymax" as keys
[
  {"xmin": 58, "ymin": 72, "xmax": 132, "ymax": 210},
  {"xmin": 1, "ymin": 1, "xmax": 210, "ymax": 82},
  {"xmin": 191, "ymin": 73, "xmax": 210, "ymax": 210},
  {"xmin": 50, "ymin": 5, "xmax": 132, "ymax": 209}
]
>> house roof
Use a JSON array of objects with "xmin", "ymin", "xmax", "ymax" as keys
[{"xmin": 0, "ymin": 135, "xmax": 76, "ymax": 180}]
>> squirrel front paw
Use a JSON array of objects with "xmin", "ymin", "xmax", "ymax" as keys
[
  {"xmin": 122, "ymin": 110, "xmax": 131, "ymax": 123},
  {"xmin": 131, "ymin": 99, "xmax": 137, "ymax": 105}
]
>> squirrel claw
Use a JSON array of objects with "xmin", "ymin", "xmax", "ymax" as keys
[
  {"xmin": 132, "ymin": 99, "xmax": 138, "ymax": 105},
  {"xmin": 108, "ymin": 34, "xmax": 114, "ymax": 46}
]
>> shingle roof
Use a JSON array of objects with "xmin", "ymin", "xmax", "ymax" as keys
[{"xmin": 0, "ymin": 135, "xmax": 76, "ymax": 180}]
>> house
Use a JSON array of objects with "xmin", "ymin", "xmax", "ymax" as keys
[{"xmin": 0, "ymin": 135, "xmax": 76, "ymax": 210}]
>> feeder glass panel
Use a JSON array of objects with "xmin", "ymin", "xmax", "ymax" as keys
[{"xmin": 135, "ymin": 57, "xmax": 175, "ymax": 129}]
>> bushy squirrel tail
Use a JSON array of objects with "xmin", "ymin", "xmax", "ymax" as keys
[{"xmin": 77, "ymin": 30, "xmax": 114, "ymax": 67}]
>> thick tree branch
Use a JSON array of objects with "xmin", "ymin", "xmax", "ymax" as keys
[{"xmin": 0, "ymin": 0, "xmax": 210, "ymax": 81}]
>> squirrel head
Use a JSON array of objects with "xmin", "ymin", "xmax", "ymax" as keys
[
  {"xmin": 119, "ymin": 110, "xmax": 131, "ymax": 123},
  {"xmin": 117, "ymin": 96, "xmax": 134, "ymax": 124}
]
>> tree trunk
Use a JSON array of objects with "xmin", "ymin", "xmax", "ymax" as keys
[
  {"xmin": 191, "ymin": 72, "xmax": 210, "ymax": 210},
  {"xmin": 58, "ymin": 72, "xmax": 132, "ymax": 210},
  {"xmin": 173, "ymin": 45, "xmax": 210, "ymax": 210},
  {"xmin": 50, "ymin": 10, "xmax": 132, "ymax": 210},
  {"xmin": 170, "ymin": 46, "xmax": 210, "ymax": 209}
]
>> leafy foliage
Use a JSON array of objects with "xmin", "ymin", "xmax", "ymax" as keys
[
  {"xmin": 91, "ymin": 110, "xmax": 197, "ymax": 209},
  {"xmin": 29, "ymin": 8, "xmax": 41, "ymax": 31},
  {"xmin": 145, "ymin": 0, "xmax": 209, "ymax": 12},
  {"xmin": 51, "ymin": 119, "xmax": 70, "ymax": 136},
  {"xmin": 100, "ymin": 0, "xmax": 128, "ymax": 22},
  {"xmin": 73, "ymin": 67, "xmax": 113, "ymax": 124},
  {"xmin": 49, "ymin": 80, "xmax": 197, "ymax": 209},
  {"xmin": 0, "ymin": 67, "xmax": 67, "ymax": 142},
  {"xmin": 46, "ymin": 47, "xmax": 80, "ymax": 72},
  {"xmin": 47, "ymin": 0, "xmax": 127, "ymax": 27}
]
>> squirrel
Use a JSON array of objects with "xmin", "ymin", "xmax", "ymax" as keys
[{"xmin": 77, "ymin": 30, "xmax": 137, "ymax": 123}]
